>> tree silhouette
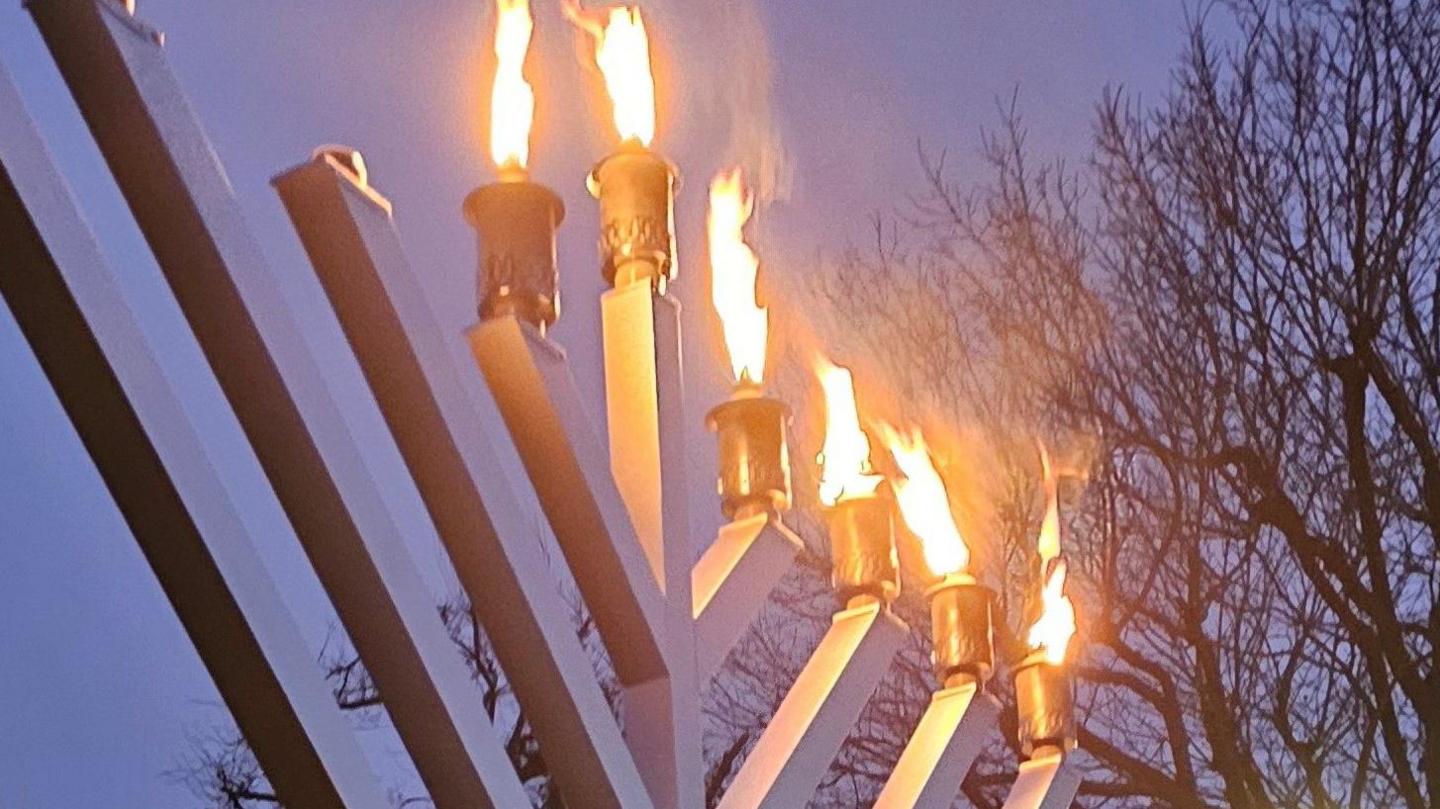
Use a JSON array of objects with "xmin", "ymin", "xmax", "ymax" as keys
[
  {"xmin": 797, "ymin": 1, "xmax": 1438, "ymax": 805},
  {"xmin": 182, "ymin": 1, "xmax": 1438, "ymax": 806}
]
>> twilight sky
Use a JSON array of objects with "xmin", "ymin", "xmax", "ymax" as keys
[{"xmin": 0, "ymin": 2, "xmax": 1191, "ymax": 806}]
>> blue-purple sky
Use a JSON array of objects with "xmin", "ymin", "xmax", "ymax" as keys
[{"xmin": 0, "ymin": 2, "xmax": 1191, "ymax": 805}]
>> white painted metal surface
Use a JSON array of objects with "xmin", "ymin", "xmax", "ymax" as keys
[
  {"xmin": 28, "ymin": 3, "xmax": 530, "ymax": 806},
  {"xmin": 599, "ymin": 284, "xmax": 690, "ymax": 595},
  {"xmin": 1000, "ymin": 753, "xmax": 1082, "ymax": 809},
  {"xmin": 873, "ymin": 683, "xmax": 1001, "ymax": 808},
  {"xmin": 600, "ymin": 283, "xmax": 705, "ymax": 809},
  {"xmin": 470, "ymin": 315, "xmax": 696, "ymax": 806},
  {"xmin": 717, "ymin": 600, "xmax": 907, "ymax": 809},
  {"xmin": 273, "ymin": 155, "xmax": 655, "ymax": 809},
  {"xmin": 470, "ymin": 316, "xmax": 671, "ymax": 672},
  {"xmin": 0, "ymin": 64, "xmax": 389, "ymax": 809},
  {"xmin": 691, "ymin": 513, "xmax": 803, "ymax": 680}
]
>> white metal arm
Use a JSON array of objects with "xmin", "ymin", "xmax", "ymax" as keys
[
  {"xmin": 273, "ymin": 156, "xmax": 655, "ymax": 809},
  {"xmin": 874, "ymin": 683, "xmax": 1001, "ymax": 808},
  {"xmin": 717, "ymin": 600, "xmax": 907, "ymax": 809},
  {"xmin": 1001, "ymin": 753, "xmax": 1082, "ymax": 809}
]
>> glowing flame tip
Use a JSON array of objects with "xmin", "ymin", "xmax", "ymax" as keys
[
  {"xmin": 708, "ymin": 168, "xmax": 768, "ymax": 384},
  {"xmin": 1028, "ymin": 558, "xmax": 1076, "ymax": 664},
  {"xmin": 816, "ymin": 359, "xmax": 882, "ymax": 506},
  {"xmin": 880, "ymin": 424, "xmax": 969, "ymax": 576},
  {"xmin": 566, "ymin": 3, "xmax": 657, "ymax": 146},
  {"xmin": 1027, "ymin": 441, "xmax": 1075, "ymax": 664},
  {"xmin": 1037, "ymin": 442, "xmax": 1061, "ymax": 562},
  {"xmin": 489, "ymin": 0, "xmax": 536, "ymax": 170}
]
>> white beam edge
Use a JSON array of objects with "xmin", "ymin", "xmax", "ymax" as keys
[
  {"xmin": 468, "ymin": 315, "xmax": 672, "ymax": 679},
  {"xmin": 272, "ymin": 155, "xmax": 655, "ymax": 809},
  {"xmin": 599, "ymin": 283, "xmax": 705, "ymax": 809},
  {"xmin": 692, "ymin": 513, "xmax": 803, "ymax": 680},
  {"xmin": 0, "ymin": 63, "xmax": 389, "ymax": 809},
  {"xmin": 1000, "ymin": 753, "xmax": 1082, "ymax": 809},
  {"xmin": 716, "ymin": 601, "xmax": 908, "ymax": 809},
  {"xmin": 873, "ymin": 684, "xmax": 1001, "ymax": 809},
  {"xmin": 599, "ymin": 283, "xmax": 690, "ymax": 598},
  {"xmin": 470, "ymin": 314, "xmax": 704, "ymax": 809},
  {"xmin": 27, "ymin": 4, "xmax": 530, "ymax": 806}
]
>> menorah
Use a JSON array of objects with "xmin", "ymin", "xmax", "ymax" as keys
[{"xmin": 0, "ymin": 1, "xmax": 1083, "ymax": 807}]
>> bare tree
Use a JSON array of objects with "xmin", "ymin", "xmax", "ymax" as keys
[
  {"xmin": 173, "ymin": 591, "xmax": 606, "ymax": 808},
  {"xmin": 181, "ymin": 2, "xmax": 1438, "ymax": 807},
  {"xmin": 784, "ymin": 1, "xmax": 1439, "ymax": 806}
]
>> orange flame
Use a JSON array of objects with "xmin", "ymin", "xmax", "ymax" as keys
[
  {"xmin": 1027, "ymin": 443, "xmax": 1076, "ymax": 664},
  {"xmin": 564, "ymin": 3, "xmax": 657, "ymax": 146},
  {"xmin": 708, "ymin": 168, "xmax": 768, "ymax": 384},
  {"xmin": 489, "ymin": 0, "xmax": 536, "ymax": 170},
  {"xmin": 879, "ymin": 424, "xmax": 969, "ymax": 576},
  {"xmin": 1037, "ymin": 443, "xmax": 1061, "ymax": 561},
  {"xmin": 815, "ymin": 359, "xmax": 883, "ymax": 506}
]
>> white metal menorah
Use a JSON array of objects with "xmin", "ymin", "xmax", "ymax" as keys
[{"xmin": 0, "ymin": 1, "xmax": 1083, "ymax": 807}]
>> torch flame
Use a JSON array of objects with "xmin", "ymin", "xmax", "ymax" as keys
[
  {"xmin": 879, "ymin": 424, "xmax": 969, "ymax": 576},
  {"xmin": 1029, "ymin": 559, "xmax": 1076, "ymax": 665},
  {"xmin": 489, "ymin": 0, "xmax": 536, "ymax": 170},
  {"xmin": 1037, "ymin": 443, "xmax": 1061, "ymax": 562},
  {"xmin": 815, "ymin": 359, "xmax": 883, "ymax": 506},
  {"xmin": 564, "ymin": 3, "xmax": 657, "ymax": 146},
  {"xmin": 708, "ymin": 168, "xmax": 768, "ymax": 384},
  {"xmin": 1027, "ymin": 442, "xmax": 1076, "ymax": 664}
]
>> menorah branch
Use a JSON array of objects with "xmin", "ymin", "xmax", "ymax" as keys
[
  {"xmin": 469, "ymin": 315, "xmax": 702, "ymax": 806},
  {"xmin": 28, "ymin": 3, "xmax": 532, "ymax": 805},
  {"xmin": 0, "ymin": 63, "xmax": 389, "ymax": 809},
  {"xmin": 691, "ymin": 513, "xmax": 802, "ymax": 680},
  {"xmin": 600, "ymin": 282, "xmax": 691, "ymax": 596},
  {"xmin": 873, "ymin": 684, "xmax": 1001, "ymax": 808},
  {"xmin": 273, "ymin": 154, "xmax": 654, "ymax": 809},
  {"xmin": 715, "ymin": 600, "xmax": 907, "ymax": 809},
  {"xmin": 1000, "ymin": 753, "xmax": 1082, "ymax": 809}
]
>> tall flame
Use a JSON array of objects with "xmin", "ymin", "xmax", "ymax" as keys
[
  {"xmin": 1027, "ymin": 443, "xmax": 1076, "ymax": 664},
  {"xmin": 879, "ymin": 424, "xmax": 969, "ymax": 576},
  {"xmin": 565, "ymin": 3, "xmax": 657, "ymax": 146},
  {"xmin": 1037, "ymin": 443, "xmax": 1061, "ymax": 561},
  {"xmin": 489, "ymin": 0, "xmax": 536, "ymax": 170},
  {"xmin": 708, "ymin": 169, "xmax": 768, "ymax": 384},
  {"xmin": 816, "ymin": 359, "xmax": 883, "ymax": 506}
]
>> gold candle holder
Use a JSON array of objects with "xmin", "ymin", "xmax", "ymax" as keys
[
  {"xmin": 587, "ymin": 140, "xmax": 677, "ymax": 289},
  {"xmin": 824, "ymin": 489, "xmax": 899, "ymax": 607},
  {"xmin": 926, "ymin": 573, "xmax": 994, "ymax": 688},
  {"xmin": 706, "ymin": 383, "xmax": 791, "ymax": 520},
  {"xmin": 464, "ymin": 177, "xmax": 565, "ymax": 330},
  {"xmin": 1013, "ymin": 650, "xmax": 1077, "ymax": 759}
]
